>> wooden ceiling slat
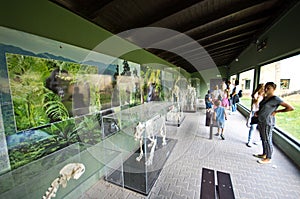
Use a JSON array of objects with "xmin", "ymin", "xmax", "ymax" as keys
[
  {"xmin": 158, "ymin": 38, "xmax": 250, "ymax": 62},
  {"xmin": 149, "ymin": 1, "xmax": 276, "ymax": 48},
  {"xmin": 151, "ymin": 16, "xmax": 267, "ymax": 58},
  {"xmin": 172, "ymin": 43, "xmax": 249, "ymax": 62},
  {"xmin": 156, "ymin": 30, "xmax": 255, "ymax": 59},
  {"xmin": 91, "ymin": 0, "xmax": 203, "ymax": 33},
  {"xmin": 150, "ymin": 0, "xmax": 267, "ymax": 32}
]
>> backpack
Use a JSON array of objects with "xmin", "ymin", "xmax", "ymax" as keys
[
  {"xmin": 238, "ymin": 90, "xmax": 243, "ymax": 98},
  {"xmin": 233, "ymin": 94, "xmax": 240, "ymax": 103}
]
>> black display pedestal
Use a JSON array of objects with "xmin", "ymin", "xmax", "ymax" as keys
[{"xmin": 106, "ymin": 137, "xmax": 177, "ymax": 195}]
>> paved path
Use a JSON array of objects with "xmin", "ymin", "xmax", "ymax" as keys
[{"xmin": 80, "ymin": 109, "xmax": 300, "ymax": 199}]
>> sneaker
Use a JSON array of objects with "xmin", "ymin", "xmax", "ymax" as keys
[
  {"xmin": 215, "ymin": 133, "xmax": 220, "ymax": 136},
  {"xmin": 253, "ymin": 154, "xmax": 266, "ymax": 159},
  {"xmin": 257, "ymin": 159, "xmax": 271, "ymax": 164},
  {"xmin": 220, "ymin": 134, "xmax": 225, "ymax": 140}
]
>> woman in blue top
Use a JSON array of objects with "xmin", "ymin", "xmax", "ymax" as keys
[{"xmin": 253, "ymin": 82, "xmax": 294, "ymax": 164}]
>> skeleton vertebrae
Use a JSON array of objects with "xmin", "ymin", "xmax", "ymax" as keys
[{"xmin": 43, "ymin": 163, "xmax": 85, "ymax": 199}]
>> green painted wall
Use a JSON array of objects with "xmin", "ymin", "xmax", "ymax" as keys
[{"xmin": 228, "ymin": 2, "xmax": 300, "ymax": 75}]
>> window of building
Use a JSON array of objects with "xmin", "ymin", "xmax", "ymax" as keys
[
  {"xmin": 238, "ymin": 69, "xmax": 255, "ymax": 109},
  {"xmin": 260, "ymin": 54, "xmax": 300, "ymax": 142},
  {"xmin": 280, "ymin": 79, "xmax": 290, "ymax": 89},
  {"xmin": 245, "ymin": 80, "xmax": 251, "ymax": 89}
]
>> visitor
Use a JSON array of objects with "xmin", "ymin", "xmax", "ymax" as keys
[
  {"xmin": 230, "ymin": 89, "xmax": 239, "ymax": 114},
  {"xmin": 229, "ymin": 80, "xmax": 241, "ymax": 114},
  {"xmin": 212, "ymin": 85, "xmax": 223, "ymax": 106},
  {"xmin": 221, "ymin": 88, "xmax": 230, "ymax": 109},
  {"xmin": 213, "ymin": 100, "xmax": 228, "ymax": 140},
  {"xmin": 246, "ymin": 83, "xmax": 264, "ymax": 147},
  {"xmin": 253, "ymin": 82, "xmax": 294, "ymax": 164},
  {"xmin": 205, "ymin": 90, "xmax": 212, "ymax": 111}
]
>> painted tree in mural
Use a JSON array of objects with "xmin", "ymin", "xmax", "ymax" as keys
[
  {"xmin": 142, "ymin": 66, "xmax": 163, "ymax": 102},
  {"xmin": 120, "ymin": 60, "xmax": 131, "ymax": 76}
]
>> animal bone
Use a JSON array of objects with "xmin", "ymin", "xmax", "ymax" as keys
[{"xmin": 43, "ymin": 163, "xmax": 85, "ymax": 199}]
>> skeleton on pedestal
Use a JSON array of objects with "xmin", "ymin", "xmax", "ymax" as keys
[
  {"xmin": 171, "ymin": 84, "xmax": 180, "ymax": 103},
  {"xmin": 166, "ymin": 104, "xmax": 182, "ymax": 123},
  {"xmin": 187, "ymin": 84, "xmax": 196, "ymax": 111},
  {"xmin": 134, "ymin": 115, "xmax": 166, "ymax": 166}
]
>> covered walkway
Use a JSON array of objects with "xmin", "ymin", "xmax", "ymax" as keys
[{"xmin": 81, "ymin": 109, "xmax": 300, "ymax": 199}]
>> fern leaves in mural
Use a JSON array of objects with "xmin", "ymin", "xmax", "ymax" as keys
[{"xmin": 6, "ymin": 53, "xmax": 98, "ymax": 131}]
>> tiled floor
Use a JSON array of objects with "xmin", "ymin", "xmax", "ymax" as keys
[{"xmin": 80, "ymin": 109, "xmax": 300, "ymax": 199}]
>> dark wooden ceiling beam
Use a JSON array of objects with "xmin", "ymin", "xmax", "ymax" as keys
[
  {"xmin": 150, "ymin": 0, "xmax": 272, "ymax": 32},
  {"xmin": 182, "ymin": 47, "xmax": 244, "ymax": 64},
  {"xmin": 91, "ymin": 0, "xmax": 203, "ymax": 33},
  {"xmin": 198, "ymin": 17, "xmax": 268, "ymax": 45},
  {"xmin": 146, "ymin": 1, "xmax": 278, "ymax": 56},
  {"xmin": 153, "ymin": 16, "xmax": 267, "ymax": 58},
  {"xmin": 180, "ymin": 43, "xmax": 249, "ymax": 61},
  {"xmin": 184, "ymin": 1, "xmax": 279, "ymax": 38},
  {"xmin": 206, "ymin": 38, "xmax": 251, "ymax": 52},
  {"xmin": 209, "ymin": 45, "xmax": 248, "ymax": 57},
  {"xmin": 157, "ymin": 37, "xmax": 250, "ymax": 62},
  {"xmin": 204, "ymin": 30, "xmax": 256, "ymax": 49},
  {"xmin": 157, "ymin": 29, "xmax": 256, "ymax": 61},
  {"xmin": 164, "ymin": 44, "xmax": 247, "ymax": 70}
]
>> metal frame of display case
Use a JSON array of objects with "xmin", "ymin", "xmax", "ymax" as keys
[{"xmin": 101, "ymin": 101, "xmax": 177, "ymax": 195}]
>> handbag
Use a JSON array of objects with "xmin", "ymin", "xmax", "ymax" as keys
[{"xmin": 250, "ymin": 116, "xmax": 258, "ymax": 125}]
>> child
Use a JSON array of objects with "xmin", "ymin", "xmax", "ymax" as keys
[
  {"xmin": 222, "ymin": 89, "xmax": 230, "ymax": 109},
  {"xmin": 214, "ymin": 100, "xmax": 227, "ymax": 140}
]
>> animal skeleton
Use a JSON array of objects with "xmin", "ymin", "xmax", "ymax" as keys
[
  {"xmin": 43, "ymin": 163, "xmax": 85, "ymax": 199},
  {"xmin": 167, "ymin": 104, "xmax": 182, "ymax": 122},
  {"xmin": 187, "ymin": 84, "xmax": 196, "ymax": 111},
  {"xmin": 172, "ymin": 84, "xmax": 180, "ymax": 103},
  {"xmin": 134, "ymin": 115, "xmax": 166, "ymax": 166}
]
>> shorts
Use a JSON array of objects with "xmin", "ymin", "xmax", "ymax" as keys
[{"xmin": 217, "ymin": 120, "xmax": 225, "ymax": 128}]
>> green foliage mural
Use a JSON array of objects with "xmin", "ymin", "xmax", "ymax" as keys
[
  {"xmin": 6, "ymin": 53, "xmax": 98, "ymax": 132},
  {"xmin": 141, "ymin": 65, "xmax": 163, "ymax": 101},
  {"xmin": 5, "ymin": 53, "xmax": 108, "ymax": 169},
  {"xmin": 75, "ymin": 114, "xmax": 102, "ymax": 145}
]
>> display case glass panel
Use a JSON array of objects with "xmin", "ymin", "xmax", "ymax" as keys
[
  {"xmin": 0, "ymin": 142, "xmax": 123, "ymax": 199},
  {"xmin": 102, "ymin": 102, "xmax": 177, "ymax": 195}
]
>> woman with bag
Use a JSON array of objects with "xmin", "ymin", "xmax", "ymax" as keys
[
  {"xmin": 253, "ymin": 82, "xmax": 294, "ymax": 164},
  {"xmin": 246, "ymin": 84, "xmax": 264, "ymax": 147}
]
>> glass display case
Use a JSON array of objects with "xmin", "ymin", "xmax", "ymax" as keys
[
  {"xmin": 0, "ymin": 142, "xmax": 124, "ymax": 199},
  {"xmin": 101, "ymin": 101, "xmax": 177, "ymax": 195},
  {"xmin": 175, "ymin": 76, "xmax": 197, "ymax": 112},
  {"xmin": 161, "ymin": 68, "xmax": 184, "ymax": 126},
  {"xmin": 165, "ymin": 102, "xmax": 185, "ymax": 127},
  {"xmin": 191, "ymin": 77, "xmax": 201, "ymax": 99}
]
